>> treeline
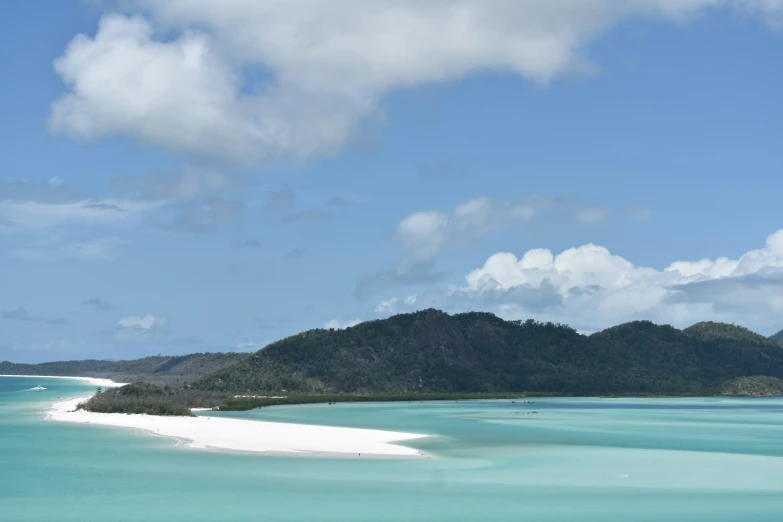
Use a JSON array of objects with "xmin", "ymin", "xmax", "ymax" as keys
[
  {"xmin": 78, "ymin": 383, "xmax": 227, "ymax": 416},
  {"xmin": 220, "ymin": 391, "xmax": 554, "ymax": 411},
  {"xmin": 720, "ymin": 376, "xmax": 783, "ymax": 397}
]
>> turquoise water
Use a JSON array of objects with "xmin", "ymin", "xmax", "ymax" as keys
[{"xmin": 2, "ymin": 377, "xmax": 783, "ymax": 521}]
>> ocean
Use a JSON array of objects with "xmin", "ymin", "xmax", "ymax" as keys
[{"xmin": 2, "ymin": 376, "xmax": 783, "ymax": 521}]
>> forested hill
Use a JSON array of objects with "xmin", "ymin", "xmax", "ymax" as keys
[
  {"xmin": 771, "ymin": 329, "xmax": 783, "ymax": 343},
  {"xmin": 192, "ymin": 309, "xmax": 783, "ymax": 396},
  {"xmin": 6, "ymin": 310, "xmax": 783, "ymax": 399},
  {"xmin": 0, "ymin": 353, "xmax": 247, "ymax": 385}
]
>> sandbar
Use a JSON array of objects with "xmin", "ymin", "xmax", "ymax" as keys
[{"xmin": 47, "ymin": 395, "xmax": 428, "ymax": 457}]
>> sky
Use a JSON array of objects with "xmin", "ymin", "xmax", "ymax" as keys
[{"xmin": 1, "ymin": 0, "xmax": 782, "ymax": 363}]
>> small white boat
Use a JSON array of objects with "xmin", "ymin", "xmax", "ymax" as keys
[{"xmin": 29, "ymin": 385, "xmax": 46, "ymax": 391}]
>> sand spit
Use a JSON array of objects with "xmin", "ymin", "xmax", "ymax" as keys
[{"xmin": 48, "ymin": 396, "xmax": 427, "ymax": 457}]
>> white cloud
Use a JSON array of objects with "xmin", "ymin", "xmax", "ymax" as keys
[
  {"xmin": 49, "ymin": 1, "xmax": 783, "ymax": 161},
  {"xmin": 0, "ymin": 198, "xmax": 162, "ymax": 232},
  {"xmin": 575, "ymin": 206, "xmax": 610, "ymax": 224},
  {"xmin": 10, "ymin": 237, "xmax": 132, "ymax": 261},
  {"xmin": 376, "ymin": 295, "xmax": 419, "ymax": 314},
  {"xmin": 396, "ymin": 196, "xmax": 541, "ymax": 261},
  {"xmin": 375, "ymin": 297, "xmax": 398, "ymax": 314},
  {"xmin": 324, "ymin": 318, "xmax": 361, "ymax": 330},
  {"xmin": 236, "ymin": 339, "xmax": 266, "ymax": 351},
  {"xmin": 11, "ymin": 236, "xmax": 131, "ymax": 261},
  {"xmin": 115, "ymin": 313, "xmax": 167, "ymax": 341},
  {"xmin": 454, "ymin": 229, "xmax": 783, "ymax": 332},
  {"xmin": 627, "ymin": 206, "xmax": 653, "ymax": 221}
]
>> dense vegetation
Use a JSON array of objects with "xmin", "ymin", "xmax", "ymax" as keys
[
  {"xmin": 0, "ymin": 352, "xmax": 247, "ymax": 385},
  {"xmin": 771, "ymin": 329, "xmax": 783, "ymax": 343},
  {"xmin": 193, "ymin": 310, "xmax": 783, "ymax": 397},
  {"xmin": 78, "ymin": 383, "xmax": 195, "ymax": 416},
  {"xmin": 720, "ymin": 376, "xmax": 783, "ymax": 397},
  {"xmin": 684, "ymin": 321, "xmax": 780, "ymax": 346},
  {"xmin": 220, "ymin": 392, "xmax": 548, "ymax": 411}
]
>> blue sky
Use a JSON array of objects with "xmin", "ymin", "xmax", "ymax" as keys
[{"xmin": 1, "ymin": 1, "xmax": 782, "ymax": 362}]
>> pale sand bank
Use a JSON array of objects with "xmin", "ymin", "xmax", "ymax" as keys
[
  {"xmin": 48, "ymin": 396, "xmax": 428, "ymax": 457},
  {"xmin": 0, "ymin": 375, "xmax": 126, "ymax": 387}
]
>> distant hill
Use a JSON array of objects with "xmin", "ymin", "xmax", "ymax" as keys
[
  {"xmin": 191, "ymin": 310, "xmax": 783, "ymax": 396},
  {"xmin": 770, "ymin": 329, "xmax": 783, "ymax": 343},
  {"xmin": 684, "ymin": 321, "xmax": 780, "ymax": 346},
  {"xmin": 9, "ymin": 311, "xmax": 783, "ymax": 409},
  {"xmin": 0, "ymin": 353, "xmax": 248, "ymax": 385}
]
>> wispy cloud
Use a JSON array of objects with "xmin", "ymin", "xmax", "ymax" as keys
[
  {"xmin": 325, "ymin": 196, "xmax": 352, "ymax": 207},
  {"xmin": 2, "ymin": 307, "xmax": 67, "ymax": 325},
  {"xmin": 282, "ymin": 210, "xmax": 334, "ymax": 224},
  {"xmin": 11, "ymin": 236, "xmax": 131, "ymax": 261},
  {"xmin": 81, "ymin": 296, "xmax": 119, "ymax": 311},
  {"xmin": 235, "ymin": 239, "xmax": 263, "ymax": 248},
  {"xmin": 627, "ymin": 206, "xmax": 653, "ymax": 221},
  {"xmin": 285, "ymin": 247, "xmax": 307, "ymax": 260},
  {"xmin": 263, "ymin": 186, "xmax": 295, "ymax": 211}
]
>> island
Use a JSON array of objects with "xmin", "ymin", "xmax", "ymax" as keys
[{"xmin": 5, "ymin": 309, "xmax": 783, "ymax": 417}]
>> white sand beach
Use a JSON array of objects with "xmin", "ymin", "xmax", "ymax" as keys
[
  {"xmin": 0, "ymin": 375, "xmax": 125, "ymax": 387},
  {"xmin": 47, "ymin": 396, "xmax": 428, "ymax": 457}
]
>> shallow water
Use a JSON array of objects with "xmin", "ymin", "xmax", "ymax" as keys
[{"xmin": 2, "ymin": 376, "xmax": 783, "ymax": 521}]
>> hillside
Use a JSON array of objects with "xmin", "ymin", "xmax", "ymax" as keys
[
  {"xmin": 191, "ymin": 310, "xmax": 783, "ymax": 397},
  {"xmin": 0, "ymin": 352, "xmax": 248, "ymax": 385},
  {"xmin": 771, "ymin": 329, "xmax": 783, "ymax": 343},
  {"xmin": 684, "ymin": 321, "xmax": 780, "ymax": 346},
  {"xmin": 721, "ymin": 376, "xmax": 783, "ymax": 397}
]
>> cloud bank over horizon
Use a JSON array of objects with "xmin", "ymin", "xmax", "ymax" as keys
[{"xmin": 374, "ymin": 228, "xmax": 783, "ymax": 334}]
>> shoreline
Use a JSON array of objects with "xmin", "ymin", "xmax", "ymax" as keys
[
  {"xmin": 0, "ymin": 374, "xmax": 126, "ymax": 388},
  {"xmin": 46, "ymin": 395, "xmax": 428, "ymax": 458}
]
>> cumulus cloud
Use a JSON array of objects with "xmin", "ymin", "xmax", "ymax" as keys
[
  {"xmin": 356, "ymin": 194, "xmax": 604, "ymax": 298},
  {"xmin": 324, "ymin": 318, "xmax": 361, "ymax": 330},
  {"xmin": 375, "ymin": 297, "xmax": 398, "ymax": 314},
  {"xmin": 114, "ymin": 313, "xmax": 167, "ymax": 341},
  {"xmin": 452, "ymin": 228, "xmax": 783, "ymax": 332},
  {"xmin": 48, "ymin": 1, "xmax": 783, "ymax": 161},
  {"xmin": 375, "ymin": 294, "xmax": 419, "ymax": 314}
]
